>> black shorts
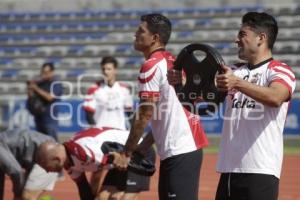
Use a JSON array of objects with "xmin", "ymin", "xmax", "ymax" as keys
[
  {"xmin": 215, "ymin": 173, "xmax": 279, "ymax": 200},
  {"xmin": 159, "ymin": 149, "xmax": 203, "ymax": 200},
  {"xmin": 102, "ymin": 147, "xmax": 156, "ymax": 193}
]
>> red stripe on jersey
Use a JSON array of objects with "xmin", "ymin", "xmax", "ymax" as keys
[
  {"xmin": 271, "ymin": 79, "xmax": 292, "ymax": 96},
  {"xmin": 139, "ymin": 91, "xmax": 160, "ymax": 100},
  {"xmin": 273, "ymin": 64, "xmax": 292, "ymax": 71},
  {"xmin": 162, "ymin": 51, "xmax": 175, "ymax": 70},
  {"xmin": 268, "ymin": 60, "xmax": 289, "ymax": 69},
  {"xmin": 64, "ymin": 141, "xmax": 87, "ymax": 162},
  {"xmin": 72, "ymin": 127, "xmax": 113, "ymax": 141},
  {"xmin": 140, "ymin": 51, "xmax": 175, "ymax": 73},
  {"xmin": 272, "ymin": 68, "xmax": 296, "ymax": 82},
  {"xmin": 268, "ymin": 60, "xmax": 295, "ymax": 80},
  {"xmin": 87, "ymin": 84, "xmax": 100, "ymax": 95},
  {"xmin": 86, "ymin": 146, "xmax": 95, "ymax": 163},
  {"xmin": 138, "ymin": 68, "xmax": 157, "ymax": 83},
  {"xmin": 183, "ymin": 108, "xmax": 209, "ymax": 149},
  {"xmin": 268, "ymin": 60, "xmax": 283, "ymax": 69},
  {"xmin": 119, "ymin": 82, "xmax": 130, "ymax": 89},
  {"xmin": 140, "ymin": 58, "xmax": 160, "ymax": 73},
  {"xmin": 83, "ymin": 106, "xmax": 95, "ymax": 113}
]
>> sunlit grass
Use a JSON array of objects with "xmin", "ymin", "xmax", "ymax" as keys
[{"xmin": 203, "ymin": 146, "xmax": 300, "ymax": 155}]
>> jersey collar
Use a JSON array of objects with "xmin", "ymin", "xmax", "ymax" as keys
[
  {"xmin": 63, "ymin": 143, "xmax": 75, "ymax": 169},
  {"xmin": 148, "ymin": 47, "xmax": 166, "ymax": 58},
  {"xmin": 247, "ymin": 57, "xmax": 273, "ymax": 70}
]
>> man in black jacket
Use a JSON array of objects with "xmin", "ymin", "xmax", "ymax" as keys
[{"xmin": 27, "ymin": 62, "xmax": 62, "ymax": 141}]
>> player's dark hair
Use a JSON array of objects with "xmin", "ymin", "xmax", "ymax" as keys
[
  {"xmin": 141, "ymin": 13, "xmax": 172, "ymax": 45},
  {"xmin": 242, "ymin": 12, "xmax": 278, "ymax": 49},
  {"xmin": 101, "ymin": 56, "xmax": 118, "ymax": 68},
  {"xmin": 42, "ymin": 62, "xmax": 55, "ymax": 71}
]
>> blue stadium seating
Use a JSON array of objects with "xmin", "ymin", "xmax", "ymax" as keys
[
  {"xmin": 66, "ymin": 69, "xmax": 85, "ymax": 77},
  {"xmin": 0, "ymin": 5, "xmax": 299, "ymax": 95},
  {"xmin": 1, "ymin": 69, "xmax": 19, "ymax": 78}
]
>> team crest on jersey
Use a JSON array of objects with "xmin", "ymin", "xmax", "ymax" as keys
[{"xmin": 250, "ymin": 73, "xmax": 262, "ymax": 84}]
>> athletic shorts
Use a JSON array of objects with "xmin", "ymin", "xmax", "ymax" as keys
[
  {"xmin": 24, "ymin": 164, "xmax": 58, "ymax": 191},
  {"xmin": 215, "ymin": 173, "xmax": 279, "ymax": 200},
  {"xmin": 159, "ymin": 149, "xmax": 203, "ymax": 200},
  {"xmin": 102, "ymin": 147, "xmax": 156, "ymax": 193}
]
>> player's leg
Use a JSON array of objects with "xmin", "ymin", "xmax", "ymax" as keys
[
  {"xmin": 35, "ymin": 124, "xmax": 58, "ymax": 141},
  {"xmin": 97, "ymin": 169, "xmax": 126, "ymax": 200},
  {"xmin": 22, "ymin": 189, "xmax": 45, "ymax": 200},
  {"xmin": 121, "ymin": 171, "xmax": 149, "ymax": 200},
  {"xmin": 159, "ymin": 149, "xmax": 203, "ymax": 200},
  {"xmin": 121, "ymin": 192, "xmax": 138, "ymax": 200},
  {"xmin": 122, "ymin": 146, "xmax": 156, "ymax": 200},
  {"xmin": 90, "ymin": 170, "xmax": 105, "ymax": 196},
  {"xmin": 229, "ymin": 173, "xmax": 279, "ymax": 200},
  {"xmin": 97, "ymin": 185, "xmax": 125, "ymax": 200},
  {"xmin": 23, "ymin": 164, "xmax": 58, "ymax": 200},
  {"xmin": 215, "ymin": 173, "xmax": 230, "ymax": 200},
  {"xmin": 43, "ymin": 125, "xmax": 58, "ymax": 141}
]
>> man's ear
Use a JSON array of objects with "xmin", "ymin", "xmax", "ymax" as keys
[
  {"xmin": 152, "ymin": 33, "xmax": 160, "ymax": 43},
  {"xmin": 258, "ymin": 32, "xmax": 267, "ymax": 46}
]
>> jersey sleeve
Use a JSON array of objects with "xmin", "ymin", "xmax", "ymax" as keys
[
  {"xmin": 122, "ymin": 86, "xmax": 134, "ymax": 110},
  {"xmin": 138, "ymin": 61, "xmax": 163, "ymax": 100},
  {"xmin": 64, "ymin": 140, "xmax": 103, "ymax": 180},
  {"xmin": 83, "ymin": 85, "xmax": 99, "ymax": 112},
  {"xmin": 268, "ymin": 61, "xmax": 296, "ymax": 96}
]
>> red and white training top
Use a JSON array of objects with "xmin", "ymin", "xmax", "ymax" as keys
[
  {"xmin": 63, "ymin": 127, "xmax": 129, "ymax": 180},
  {"xmin": 138, "ymin": 49, "xmax": 208, "ymax": 160},
  {"xmin": 83, "ymin": 82, "xmax": 133, "ymax": 130},
  {"xmin": 217, "ymin": 59, "xmax": 296, "ymax": 178}
]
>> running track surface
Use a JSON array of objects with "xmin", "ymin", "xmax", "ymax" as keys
[{"xmin": 4, "ymin": 154, "xmax": 300, "ymax": 200}]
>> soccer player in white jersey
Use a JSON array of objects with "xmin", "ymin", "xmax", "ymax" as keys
[
  {"xmin": 114, "ymin": 14, "xmax": 209, "ymax": 200},
  {"xmin": 83, "ymin": 56, "xmax": 145, "ymax": 199},
  {"xmin": 36, "ymin": 127, "xmax": 155, "ymax": 200},
  {"xmin": 83, "ymin": 56, "xmax": 133, "ymax": 130},
  {"xmin": 214, "ymin": 12, "xmax": 296, "ymax": 200}
]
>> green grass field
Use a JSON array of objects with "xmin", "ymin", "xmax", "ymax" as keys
[
  {"xmin": 59, "ymin": 134, "xmax": 300, "ymax": 155},
  {"xmin": 203, "ymin": 146, "xmax": 300, "ymax": 155}
]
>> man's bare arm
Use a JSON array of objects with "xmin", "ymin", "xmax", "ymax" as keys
[
  {"xmin": 90, "ymin": 170, "xmax": 103, "ymax": 196},
  {"xmin": 33, "ymin": 85, "xmax": 55, "ymax": 102},
  {"xmin": 135, "ymin": 132, "xmax": 155, "ymax": 157},
  {"xmin": 124, "ymin": 100, "xmax": 155, "ymax": 157},
  {"xmin": 216, "ymin": 65, "xmax": 291, "ymax": 107}
]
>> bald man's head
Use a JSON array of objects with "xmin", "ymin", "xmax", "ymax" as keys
[{"xmin": 36, "ymin": 141, "xmax": 66, "ymax": 172}]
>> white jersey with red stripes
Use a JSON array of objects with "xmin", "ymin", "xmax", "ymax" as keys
[
  {"xmin": 63, "ymin": 127, "xmax": 129, "ymax": 180},
  {"xmin": 138, "ymin": 49, "xmax": 208, "ymax": 160},
  {"xmin": 216, "ymin": 59, "xmax": 296, "ymax": 178},
  {"xmin": 83, "ymin": 82, "xmax": 133, "ymax": 130}
]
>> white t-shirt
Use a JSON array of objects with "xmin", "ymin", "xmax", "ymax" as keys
[
  {"xmin": 64, "ymin": 127, "xmax": 130, "ymax": 180},
  {"xmin": 216, "ymin": 59, "xmax": 296, "ymax": 178},
  {"xmin": 83, "ymin": 82, "xmax": 133, "ymax": 130},
  {"xmin": 138, "ymin": 50, "xmax": 208, "ymax": 160}
]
